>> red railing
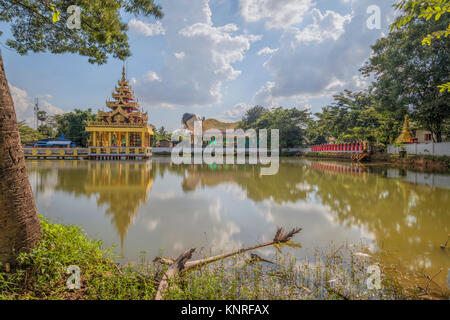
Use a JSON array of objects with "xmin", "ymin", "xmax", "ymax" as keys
[{"xmin": 311, "ymin": 142, "xmax": 365, "ymax": 153}]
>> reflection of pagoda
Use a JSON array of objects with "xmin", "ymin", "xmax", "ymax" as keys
[
  {"xmin": 85, "ymin": 67, "xmax": 153, "ymax": 158},
  {"xmin": 83, "ymin": 162, "xmax": 154, "ymax": 250}
]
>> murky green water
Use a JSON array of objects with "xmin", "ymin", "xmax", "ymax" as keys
[{"xmin": 26, "ymin": 158, "xmax": 450, "ymax": 288}]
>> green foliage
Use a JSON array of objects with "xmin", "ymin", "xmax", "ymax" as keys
[
  {"xmin": 244, "ymin": 107, "xmax": 312, "ymax": 148},
  {"xmin": 241, "ymin": 105, "xmax": 266, "ymax": 128},
  {"xmin": 392, "ymin": 0, "xmax": 450, "ymax": 91},
  {"xmin": 0, "ymin": 216, "xmax": 118, "ymax": 299},
  {"xmin": 0, "ymin": 218, "xmax": 408, "ymax": 300},
  {"xmin": 314, "ymin": 90, "xmax": 402, "ymax": 146},
  {"xmin": 37, "ymin": 124, "xmax": 54, "ymax": 137},
  {"xmin": 0, "ymin": 0, "xmax": 163, "ymax": 64},
  {"xmin": 18, "ymin": 120, "xmax": 44, "ymax": 144},
  {"xmin": 53, "ymin": 109, "xmax": 96, "ymax": 147},
  {"xmin": 362, "ymin": 13, "xmax": 450, "ymax": 142},
  {"xmin": 150, "ymin": 125, "xmax": 171, "ymax": 147}
]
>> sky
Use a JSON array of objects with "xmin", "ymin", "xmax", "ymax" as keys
[{"xmin": 1, "ymin": 0, "xmax": 398, "ymax": 132}]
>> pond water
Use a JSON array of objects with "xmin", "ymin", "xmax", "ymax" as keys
[{"xmin": 26, "ymin": 158, "xmax": 450, "ymax": 288}]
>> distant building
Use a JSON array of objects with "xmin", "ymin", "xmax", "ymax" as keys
[
  {"xmin": 85, "ymin": 67, "xmax": 154, "ymax": 149},
  {"xmin": 411, "ymin": 130, "xmax": 447, "ymax": 143},
  {"xmin": 157, "ymin": 140, "xmax": 173, "ymax": 148},
  {"xmin": 397, "ymin": 115, "xmax": 447, "ymax": 143},
  {"xmin": 34, "ymin": 135, "xmax": 75, "ymax": 148}
]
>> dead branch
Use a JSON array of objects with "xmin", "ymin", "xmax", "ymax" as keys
[
  {"xmin": 155, "ymin": 248, "xmax": 196, "ymax": 300},
  {"xmin": 424, "ymin": 269, "xmax": 443, "ymax": 296},
  {"xmin": 181, "ymin": 227, "xmax": 301, "ymax": 271},
  {"xmin": 153, "ymin": 227, "xmax": 302, "ymax": 300},
  {"xmin": 440, "ymin": 234, "xmax": 450, "ymax": 249},
  {"xmin": 153, "ymin": 257, "xmax": 175, "ymax": 265},
  {"xmin": 248, "ymin": 253, "xmax": 275, "ymax": 265}
]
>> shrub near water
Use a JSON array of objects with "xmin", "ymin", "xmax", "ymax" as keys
[
  {"xmin": 0, "ymin": 217, "xmax": 157, "ymax": 299},
  {"xmin": 1, "ymin": 218, "xmax": 407, "ymax": 300}
]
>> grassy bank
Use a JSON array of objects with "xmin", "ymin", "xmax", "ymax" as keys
[
  {"xmin": 302, "ymin": 152, "xmax": 450, "ymax": 172},
  {"xmin": 0, "ymin": 218, "xmax": 422, "ymax": 300}
]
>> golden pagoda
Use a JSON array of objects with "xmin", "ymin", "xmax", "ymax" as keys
[
  {"xmin": 395, "ymin": 115, "xmax": 413, "ymax": 144},
  {"xmin": 85, "ymin": 67, "xmax": 154, "ymax": 159}
]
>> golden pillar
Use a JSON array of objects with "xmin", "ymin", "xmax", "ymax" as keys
[
  {"xmin": 93, "ymin": 132, "xmax": 97, "ymax": 147},
  {"xmin": 108, "ymin": 132, "xmax": 112, "ymax": 147},
  {"xmin": 141, "ymin": 132, "xmax": 145, "ymax": 147},
  {"xmin": 126, "ymin": 132, "xmax": 129, "ymax": 147}
]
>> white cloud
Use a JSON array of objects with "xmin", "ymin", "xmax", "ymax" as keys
[
  {"xmin": 257, "ymin": 47, "xmax": 279, "ymax": 56},
  {"xmin": 133, "ymin": 0, "xmax": 261, "ymax": 109},
  {"xmin": 142, "ymin": 71, "xmax": 161, "ymax": 82},
  {"xmin": 239, "ymin": 0, "xmax": 313, "ymax": 29},
  {"xmin": 253, "ymin": 0, "xmax": 396, "ymax": 107},
  {"xmin": 128, "ymin": 18, "xmax": 165, "ymax": 37},
  {"xmin": 9, "ymin": 84, "xmax": 63, "ymax": 127},
  {"xmin": 174, "ymin": 51, "xmax": 185, "ymax": 59},
  {"xmin": 221, "ymin": 102, "xmax": 253, "ymax": 121},
  {"xmin": 294, "ymin": 9, "xmax": 351, "ymax": 43}
]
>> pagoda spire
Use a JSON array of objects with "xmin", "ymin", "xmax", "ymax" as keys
[
  {"xmin": 122, "ymin": 65, "xmax": 126, "ymax": 82},
  {"xmin": 395, "ymin": 115, "xmax": 413, "ymax": 144}
]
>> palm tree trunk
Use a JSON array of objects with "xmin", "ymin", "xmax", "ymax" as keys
[{"xmin": 0, "ymin": 51, "xmax": 41, "ymax": 266}]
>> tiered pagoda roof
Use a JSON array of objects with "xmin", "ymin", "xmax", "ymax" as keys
[
  {"xmin": 95, "ymin": 66, "xmax": 148, "ymax": 126},
  {"xmin": 396, "ymin": 115, "xmax": 413, "ymax": 144}
]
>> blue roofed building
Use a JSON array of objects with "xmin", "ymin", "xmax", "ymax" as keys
[{"xmin": 34, "ymin": 135, "xmax": 76, "ymax": 148}]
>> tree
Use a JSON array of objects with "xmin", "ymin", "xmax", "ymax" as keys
[
  {"xmin": 54, "ymin": 109, "xmax": 96, "ymax": 147},
  {"xmin": 362, "ymin": 14, "xmax": 450, "ymax": 142},
  {"xmin": 37, "ymin": 124, "xmax": 54, "ymax": 137},
  {"xmin": 241, "ymin": 105, "xmax": 266, "ymax": 128},
  {"xmin": 36, "ymin": 110, "xmax": 48, "ymax": 126},
  {"xmin": 313, "ymin": 90, "xmax": 403, "ymax": 147},
  {"xmin": 150, "ymin": 125, "xmax": 172, "ymax": 147},
  {"xmin": 250, "ymin": 107, "xmax": 311, "ymax": 148},
  {"xmin": 0, "ymin": 0, "xmax": 163, "ymax": 265},
  {"xmin": 18, "ymin": 121, "xmax": 44, "ymax": 144},
  {"xmin": 392, "ymin": 0, "xmax": 450, "ymax": 92}
]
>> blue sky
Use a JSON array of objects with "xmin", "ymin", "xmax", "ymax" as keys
[{"xmin": 1, "ymin": 0, "xmax": 397, "ymax": 131}]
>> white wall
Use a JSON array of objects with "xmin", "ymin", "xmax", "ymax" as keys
[
  {"xmin": 387, "ymin": 142, "xmax": 450, "ymax": 156},
  {"xmin": 153, "ymin": 147, "xmax": 172, "ymax": 153},
  {"xmin": 282, "ymin": 148, "xmax": 311, "ymax": 153}
]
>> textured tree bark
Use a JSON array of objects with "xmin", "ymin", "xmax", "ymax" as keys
[{"xmin": 0, "ymin": 51, "xmax": 41, "ymax": 266}]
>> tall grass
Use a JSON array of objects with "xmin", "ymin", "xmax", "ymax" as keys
[{"xmin": 0, "ymin": 218, "xmax": 409, "ymax": 300}]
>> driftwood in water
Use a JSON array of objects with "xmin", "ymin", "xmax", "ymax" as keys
[{"xmin": 154, "ymin": 227, "xmax": 302, "ymax": 300}]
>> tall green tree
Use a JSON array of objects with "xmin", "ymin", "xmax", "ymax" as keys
[
  {"xmin": 150, "ymin": 125, "xmax": 172, "ymax": 147},
  {"xmin": 18, "ymin": 121, "xmax": 44, "ymax": 144},
  {"xmin": 53, "ymin": 109, "xmax": 96, "ymax": 147},
  {"xmin": 392, "ymin": 0, "xmax": 450, "ymax": 92},
  {"xmin": 314, "ymin": 90, "xmax": 402, "ymax": 146},
  {"xmin": 241, "ymin": 105, "xmax": 266, "ymax": 128},
  {"xmin": 250, "ymin": 107, "xmax": 311, "ymax": 148},
  {"xmin": 362, "ymin": 14, "xmax": 449, "ymax": 142},
  {"xmin": 0, "ymin": 0, "xmax": 163, "ymax": 265}
]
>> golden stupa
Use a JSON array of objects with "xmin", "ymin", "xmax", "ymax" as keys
[{"xmin": 395, "ymin": 115, "xmax": 413, "ymax": 144}]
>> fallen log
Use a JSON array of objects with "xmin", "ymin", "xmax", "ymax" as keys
[
  {"xmin": 154, "ymin": 248, "xmax": 196, "ymax": 300},
  {"xmin": 154, "ymin": 227, "xmax": 302, "ymax": 300}
]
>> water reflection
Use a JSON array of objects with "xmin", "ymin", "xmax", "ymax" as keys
[{"xmin": 26, "ymin": 158, "xmax": 450, "ymax": 288}]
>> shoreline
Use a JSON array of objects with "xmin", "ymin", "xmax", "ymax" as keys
[
  {"xmin": 298, "ymin": 152, "xmax": 450, "ymax": 174},
  {"xmin": 1, "ymin": 218, "xmax": 448, "ymax": 300}
]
